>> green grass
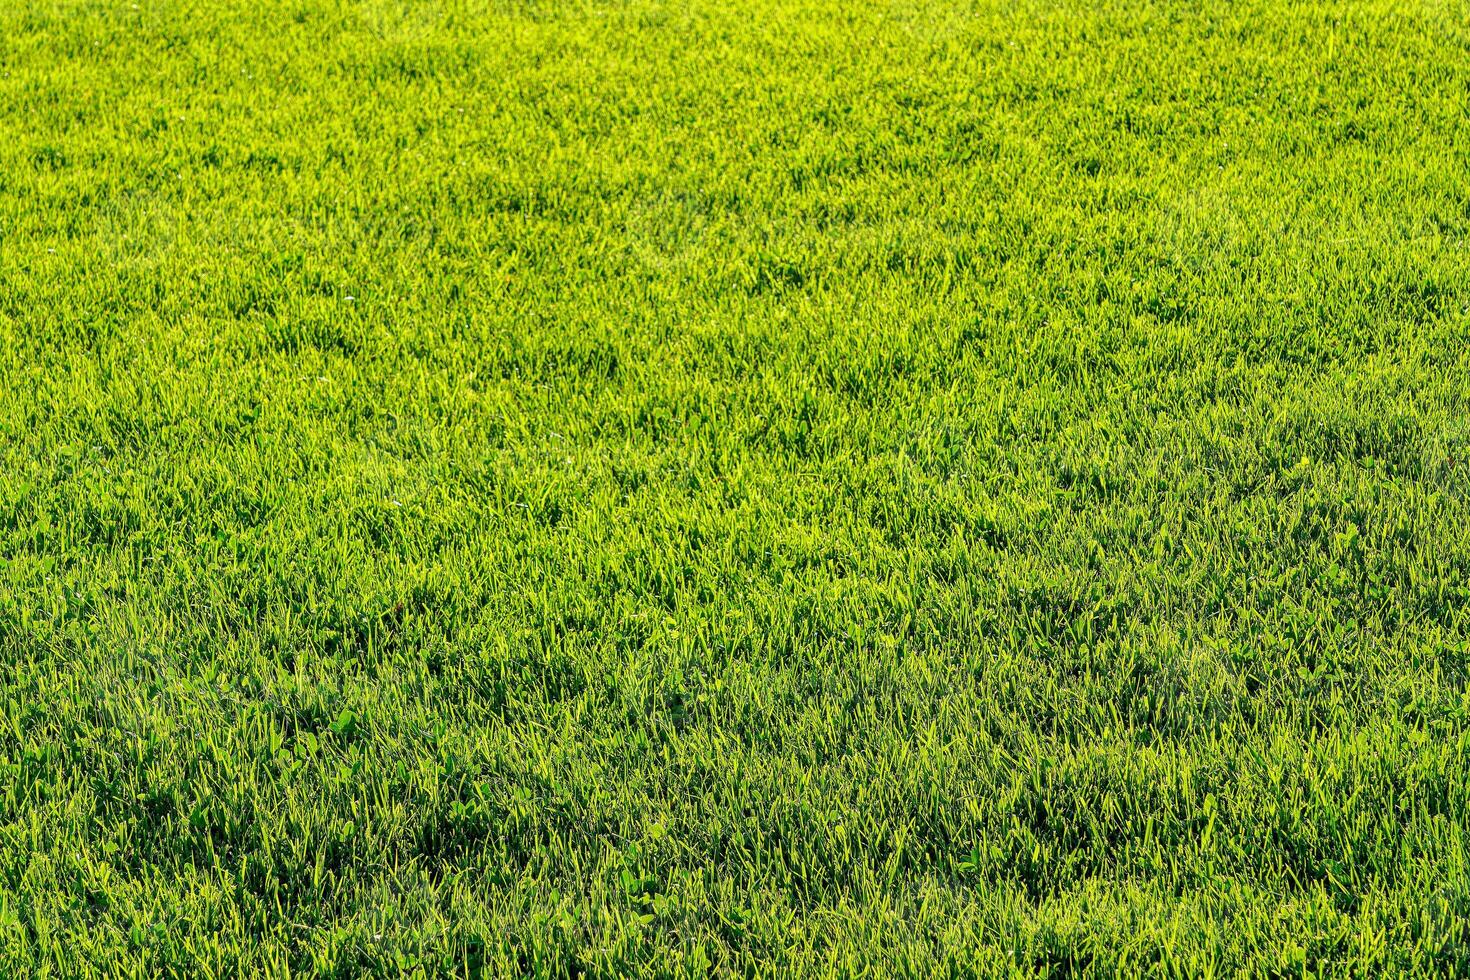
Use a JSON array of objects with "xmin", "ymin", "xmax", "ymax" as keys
[{"xmin": 3, "ymin": 0, "xmax": 1470, "ymax": 975}]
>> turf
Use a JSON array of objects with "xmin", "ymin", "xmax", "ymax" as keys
[{"xmin": 3, "ymin": 0, "xmax": 1470, "ymax": 975}]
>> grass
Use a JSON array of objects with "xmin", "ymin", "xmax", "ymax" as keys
[{"xmin": 2, "ymin": 0, "xmax": 1470, "ymax": 975}]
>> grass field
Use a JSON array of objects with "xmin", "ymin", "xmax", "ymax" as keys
[{"xmin": 3, "ymin": 0, "xmax": 1470, "ymax": 975}]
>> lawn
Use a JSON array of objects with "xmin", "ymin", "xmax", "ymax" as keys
[{"xmin": 2, "ymin": 0, "xmax": 1470, "ymax": 975}]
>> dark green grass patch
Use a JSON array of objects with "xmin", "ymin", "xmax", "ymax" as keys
[{"xmin": 2, "ymin": 0, "xmax": 1470, "ymax": 975}]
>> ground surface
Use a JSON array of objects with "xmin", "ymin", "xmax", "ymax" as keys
[{"xmin": 2, "ymin": 0, "xmax": 1470, "ymax": 976}]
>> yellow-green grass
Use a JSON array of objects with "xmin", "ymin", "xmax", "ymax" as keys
[{"xmin": 2, "ymin": 0, "xmax": 1469, "ymax": 975}]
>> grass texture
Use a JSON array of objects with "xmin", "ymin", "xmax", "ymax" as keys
[{"xmin": 3, "ymin": 0, "xmax": 1470, "ymax": 975}]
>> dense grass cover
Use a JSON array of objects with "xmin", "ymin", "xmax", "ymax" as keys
[{"xmin": 2, "ymin": 0, "xmax": 1470, "ymax": 975}]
